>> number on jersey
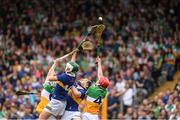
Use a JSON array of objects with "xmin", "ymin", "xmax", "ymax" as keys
[{"xmin": 93, "ymin": 96, "xmax": 102, "ymax": 104}]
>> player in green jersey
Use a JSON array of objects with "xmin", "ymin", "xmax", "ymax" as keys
[{"xmin": 81, "ymin": 57, "xmax": 110, "ymax": 120}]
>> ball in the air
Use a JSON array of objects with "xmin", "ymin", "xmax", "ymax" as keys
[{"xmin": 98, "ymin": 17, "xmax": 103, "ymax": 21}]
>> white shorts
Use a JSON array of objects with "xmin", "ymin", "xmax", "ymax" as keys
[
  {"xmin": 44, "ymin": 98, "xmax": 67, "ymax": 116},
  {"xmin": 61, "ymin": 111, "xmax": 81, "ymax": 120},
  {"xmin": 81, "ymin": 112, "xmax": 98, "ymax": 120},
  {"xmin": 47, "ymin": 115, "xmax": 56, "ymax": 120}
]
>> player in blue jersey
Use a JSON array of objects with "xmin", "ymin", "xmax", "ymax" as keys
[
  {"xmin": 61, "ymin": 78, "xmax": 92, "ymax": 120},
  {"xmin": 39, "ymin": 51, "xmax": 80, "ymax": 119}
]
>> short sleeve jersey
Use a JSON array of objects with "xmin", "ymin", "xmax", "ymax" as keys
[{"xmin": 83, "ymin": 85, "xmax": 107, "ymax": 114}]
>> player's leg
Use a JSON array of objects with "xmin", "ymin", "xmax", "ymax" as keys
[
  {"xmin": 81, "ymin": 113, "xmax": 89, "ymax": 120},
  {"xmin": 39, "ymin": 98, "xmax": 67, "ymax": 119},
  {"xmin": 48, "ymin": 115, "xmax": 56, "ymax": 120},
  {"xmin": 61, "ymin": 111, "xmax": 81, "ymax": 120},
  {"xmin": 36, "ymin": 89, "xmax": 50, "ymax": 113},
  {"xmin": 36, "ymin": 96, "xmax": 49, "ymax": 113},
  {"xmin": 72, "ymin": 117, "xmax": 81, "ymax": 120},
  {"xmin": 81, "ymin": 113, "xmax": 98, "ymax": 120},
  {"xmin": 39, "ymin": 110, "xmax": 52, "ymax": 119}
]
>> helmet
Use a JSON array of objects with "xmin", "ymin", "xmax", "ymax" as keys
[
  {"xmin": 65, "ymin": 61, "xmax": 79, "ymax": 77},
  {"xmin": 78, "ymin": 78, "xmax": 92, "ymax": 90},
  {"xmin": 98, "ymin": 76, "xmax": 109, "ymax": 88}
]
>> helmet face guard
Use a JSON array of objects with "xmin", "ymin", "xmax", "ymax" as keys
[
  {"xmin": 65, "ymin": 61, "xmax": 79, "ymax": 77},
  {"xmin": 77, "ymin": 79, "xmax": 92, "ymax": 90},
  {"xmin": 65, "ymin": 62, "xmax": 73, "ymax": 72}
]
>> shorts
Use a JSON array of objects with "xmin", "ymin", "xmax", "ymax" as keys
[
  {"xmin": 61, "ymin": 111, "xmax": 81, "ymax": 120},
  {"xmin": 48, "ymin": 115, "xmax": 56, "ymax": 120},
  {"xmin": 36, "ymin": 89, "xmax": 51, "ymax": 113},
  {"xmin": 44, "ymin": 98, "xmax": 67, "ymax": 116},
  {"xmin": 81, "ymin": 112, "xmax": 98, "ymax": 120}
]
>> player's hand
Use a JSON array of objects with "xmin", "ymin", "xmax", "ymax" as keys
[
  {"xmin": 96, "ymin": 56, "xmax": 101, "ymax": 63},
  {"xmin": 95, "ymin": 56, "xmax": 101, "ymax": 64},
  {"xmin": 54, "ymin": 59, "xmax": 61, "ymax": 64}
]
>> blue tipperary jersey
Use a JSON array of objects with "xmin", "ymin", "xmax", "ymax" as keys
[
  {"xmin": 52, "ymin": 73, "xmax": 76, "ymax": 100},
  {"xmin": 65, "ymin": 83, "xmax": 86, "ymax": 111}
]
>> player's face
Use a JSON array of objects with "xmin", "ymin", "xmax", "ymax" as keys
[{"xmin": 79, "ymin": 79, "xmax": 89, "ymax": 89}]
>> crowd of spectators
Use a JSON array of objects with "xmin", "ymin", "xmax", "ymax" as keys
[
  {"xmin": 108, "ymin": 81, "xmax": 180, "ymax": 119},
  {"xmin": 0, "ymin": 0, "xmax": 180, "ymax": 119}
]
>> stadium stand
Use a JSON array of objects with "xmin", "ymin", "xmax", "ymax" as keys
[{"xmin": 0, "ymin": 0, "xmax": 179, "ymax": 119}]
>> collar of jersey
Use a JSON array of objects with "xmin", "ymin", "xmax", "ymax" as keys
[
  {"xmin": 65, "ymin": 72, "xmax": 75, "ymax": 77},
  {"xmin": 95, "ymin": 84, "xmax": 106, "ymax": 90}
]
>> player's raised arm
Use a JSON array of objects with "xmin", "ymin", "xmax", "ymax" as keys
[
  {"xmin": 71, "ymin": 51, "xmax": 77, "ymax": 62},
  {"xmin": 47, "ymin": 60, "xmax": 59, "ymax": 81},
  {"xmin": 68, "ymin": 51, "xmax": 81, "ymax": 97},
  {"xmin": 95, "ymin": 56, "xmax": 110, "ymax": 89},
  {"xmin": 47, "ymin": 50, "xmax": 78, "ymax": 81},
  {"xmin": 47, "ymin": 61, "xmax": 58, "ymax": 77},
  {"xmin": 71, "ymin": 85, "xmax": 81, "ymax": 97},
  {"xmin": 96, "ymin": 56, "xmax": 103, "ymax": 81}
]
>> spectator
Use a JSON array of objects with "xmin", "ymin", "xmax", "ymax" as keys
[
  {"xmin": 164, "ymin": 48, "xmax": 176, "ymax": 81},
  {"xmin": 107, "ymin": 88, "xmax": 119, "ymax": 119},
  {"xmin": 0, "ymin": 0, "xmax": 179, "ymax": 119},
  {"xmin": 122, "ymin": 81, "xmax": 134, "ymax": 114},
  {"xmin": 124, "ymin": 107, "xmax": 134, "ymax": 120},
  {"xmin": 165, "ymin": 99, "xmax": 176, "ymax": 114},
  {"xmin": 135, "ymin": 71, "xmax": 148, "ymax": 103},
  {"xmin": 175, "ymin": 82, "xmax": 180, "ymax": 93},
  {"xmin": 138, "ymin": 109, "xmax": 151, "ymax": 120},
  {"xmin": 115, "ymin": 72, "xmax": 126, "ymax": 93},
  {"xmin": 0, "ymin": 85, "xmax": 5, "ymax": 105},
  {"xmin": 115, "ymin": 72, "xmax": 126, "ymax": 112},
  {"xmin": 142, "ymin": 99, "xmax": 152, "ymax": 113},
  {"xmin": 21, "ymin": 105, "xmax": 35, "ymax": 120},
  {"xmin": 107, "ymin": 79, "xmax": 115, "ymax": 93},
  {"xmin": 17, "ymin": 104, "xmax": 25, "ymax": 118},
  {"xmin": 153, "ymin": 99, "xmax": 163, "ymax": 119},
  {"xmin": 158, "ymin": 109, "xmax": 168, "ymax": 120},
  {"xmin": 0, "ymin": 103, "xmax": 6, "ymax": 119},
  {"xmin": 8, "ymin": 104, "xmax": 19, "ymax": 119},
  {"xmin": 143, "ymin": 75, "xmax": 154, "ymax": 95}
]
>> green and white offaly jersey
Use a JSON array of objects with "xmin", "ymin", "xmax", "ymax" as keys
[
  {"xmin": 83, "ymin": 85, "xmax": 107, "ymax": 114},
  {"xmin": 43, "ymin": 80, "xmax": 56, "ymax": 94}
]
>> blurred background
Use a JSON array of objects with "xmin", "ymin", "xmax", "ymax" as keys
[{"xmin": 0, "ymin": 0, "xmax": 180, "ymax": 119}]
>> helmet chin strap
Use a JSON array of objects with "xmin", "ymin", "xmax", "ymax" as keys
[
  {"xmin": 77, "ymin": 81, "xmax": 87, "ymax": 90},
  {"xmin": 77, "ymin": 80, "xmax": 92, "ymax": 90}
]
